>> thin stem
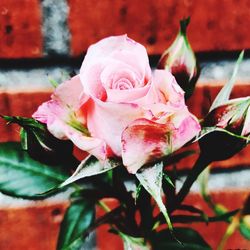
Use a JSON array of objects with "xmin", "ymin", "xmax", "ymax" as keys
[
  {"xmin": 172, "ymin": 209, "xmax": 239, "ymax": 224},
  {"xmin": 98, "ymin": 200, "xmax": 111, "ymax": 212},
  {"xmin": 172, "ymin": 154, "xmax": 211, "ymax": 212},
  {"xmin": 154, "ymin": 209, "xmax": 239, "ymax": 225}
]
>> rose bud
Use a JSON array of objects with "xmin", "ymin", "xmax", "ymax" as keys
[
  {"xmin": 199, "ymin": 97, "xmax": 250, "ymax": 161},
  {"xmin": 157, "ymin": 17, "xmax": 200, "ymax": 99}
]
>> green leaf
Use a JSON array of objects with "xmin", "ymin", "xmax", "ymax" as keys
[
  {"xmin": 1, "ymin": 115, "xmax": 78, "ymax": 167},
  {"xmin": 119, "ymin": 232, "xmax": 150, "ymax": 250},
  {"xmin": 57, "ymin": 199, "xmax": 95, "ymax": 250},
  {"xmin": 135, "ymin": 162, "xmax": 174, "ymax": 236},
  {"xmin": 239, "ymin": 216, "xmax": 250, "ymax": 240},
  {"xmin": 209, "ymin": 51, "xmax": 244, "ymax": 112},
  {"xmin": 151, "ymin": 227, "xmax": 211, "ymax": 250},
  {"xmin": 59, "ymin": 156, "xmax": 120, "ymax": 188},
  {"xmin": 163, "ymin": 173, "xmax": 175, "ymax": 188},
  {"xmin": 0, "ymin": 142, "xmax": 69, "ymax": 199},
  {"xmin": 196, "ymin": 126, "xmax": 250, "ymax": 142},
  {"xmin": 1, "ymin": 115, "xmax": 45, "ymax": 129}
]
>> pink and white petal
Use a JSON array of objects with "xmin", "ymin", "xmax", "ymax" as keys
[
  {"xmin": 109, "ymin": 49, "xmax": 151, "ymax": 81},
  {"xmin": 106, "ymin": 85, "xmax": 150, "ymax": 103},
  {"xmin": 87, "ymin": 99, "xmax": 151, "ymax": 157},
  {"xmin": 53, "ymin": 75, "xmax": 88, "ymax": 109},
  {"xmin": 32, "ymin": 100, "xmax": 69, "ymax": 139},
  {"xmin": 65, "ymin": 128, "xmax": 109, "ymax": 161},
  {"xmin": 171, "ymin": 113, "xmax": 201, "ymax": 151},
  {"xmin": 134, "ymin": 80, "xmax": 161, "ymax": 106},
  {"xmin": 153, "ymin": 69, "xmax": 185, "ymax": 107},
  {"xmin": 81, "ymin": 35, "xmax": 149, "ymax": 68},
  {"xmin": 121, "ymin": 118, "xmax": 175, "ymax": 174},
  {"xmin": 80, "ymin": 61, "xmax": 107, "ymax": 100},
  {"xmin": 33, "ymin": 100, "xmax": 109, "ymax": 161},
  {"xmin": 242, "ymin": 105, "xmax": 250, "ymax": 136},
  {"xmin": 100, "ymin": 60, "xmax": 147, "ymax": 90}
]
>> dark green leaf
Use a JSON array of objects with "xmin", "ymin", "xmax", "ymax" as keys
[
  {"xmin": 57, "ymin": 199, "xmax": 95, "ymax": 250},
  {"xmin": 0, "ymin": 142, "xmax": 69, "ymax": 199},
  {"xmin": 1, "ymin": 116, "xmax": 78, "ymax": 168},
  {"xmin": 151, "ymin": 227, "xmax": 211, "ymax": 250},
  {"xmin": 1, "ymin": 115, "xmax": 44, "ymax": 129}
]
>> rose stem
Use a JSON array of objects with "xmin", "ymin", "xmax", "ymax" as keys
[{"xmin": 172, "ymin": 153, "xmax": 212, "ymax": 212}]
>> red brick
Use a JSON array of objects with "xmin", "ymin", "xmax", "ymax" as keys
[
  {"xmin": 0, "ymin": 0, "xmax": 43, "ymax": 58},
  {"xmin": 68, "ymin": 0, "xmax": 250, "ymax": 56},
  {"xmin": 96, "ymin": 199, "xmax": 123, "ymax": 250},
  {"xmin": 0, "ymin": 201, "xmax": 68, "ymax": 250}
]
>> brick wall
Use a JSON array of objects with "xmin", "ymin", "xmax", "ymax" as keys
[{"xmin": 0, "ymin": 1, "xmax": 249, "ymax": 249}]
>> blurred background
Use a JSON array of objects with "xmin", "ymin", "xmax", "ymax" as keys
[{"xmin": 0, "ymin": 0, "xmax": 250, "ymax": 249}]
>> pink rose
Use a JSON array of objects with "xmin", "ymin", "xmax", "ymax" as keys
[{"xmin": 33, "ymin": 35, "xmax": 200, "ymax": 173}]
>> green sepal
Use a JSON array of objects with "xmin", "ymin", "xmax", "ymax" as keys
[
  {"xmin": 180, "ymin": 17, "xmax": 190, "ymax": 35},
  {"xmin": 209, "ymin": 51, "xmax": 244, "ymax": 112}
]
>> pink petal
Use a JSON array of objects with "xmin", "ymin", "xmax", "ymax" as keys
[
  {"xmin": 33, "ymin": 100, "xmax": 68, "ymax": 139},
  {"xmin": 80, "ymin": 61, "xmax": 107, "ymax": 101},
  {"xmin": 80, "ymin": 35, "xmax": 151, "ymax": 99},
  {"xmin": 153, "ymin": 69, "xmax": 185, "ymax": 107},
  {"xmin": 65, "ymin": 128, "xmax": 109, "ymax": 161},
  {"xmin": 81, "ymin": 35, "xmax": 150, "ymax": 70},
  {"xmin": 171, "ymin": 112, "xmax": 201, "ymax": 150},
  {"xmin": 33, "ymin": 99, "xmax": 108, "ymax": 161},
  {"xmin": 87, "ymin": 98, "xmax": 151, "ymax": 157},
  {"xmin": 53, "ymin": 75, "xmax": 88, "ymax": 109}
]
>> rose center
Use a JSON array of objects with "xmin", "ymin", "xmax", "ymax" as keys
[{"xmin": 101, "ymin": 66, "xmax": 147, "ymax": 91}]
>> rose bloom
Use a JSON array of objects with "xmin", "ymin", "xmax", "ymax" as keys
[{"xmin": 33, "ymin": 35, "xmax": 200, "ymax": 174}]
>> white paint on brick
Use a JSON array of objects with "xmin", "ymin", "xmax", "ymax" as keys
[
  {"xmin": 41, "ymin": 0, "xmax": 70, "ymax": 56},
  {"xmin": 1, "ymin": 58, "xmax": 250, "ymax": 92},
  {"xmin": 200, "ymin": 58, "xmax": 250, "ymax": 82},
  {"xmin": 0, "ymin": 66, "xmax": 76, "ymax": 91},
  {"xmin": 176, "ymin": 168, "xmax": 250, "ymax": 192}
]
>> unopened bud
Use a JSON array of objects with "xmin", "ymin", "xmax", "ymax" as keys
[
  {"xmin": 199, "ymin": 97, "xmax": 250, "ymax": 161},
  {"xmin": 158, "ymin": 17, "xmax": 200, "ymax": 99}
]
